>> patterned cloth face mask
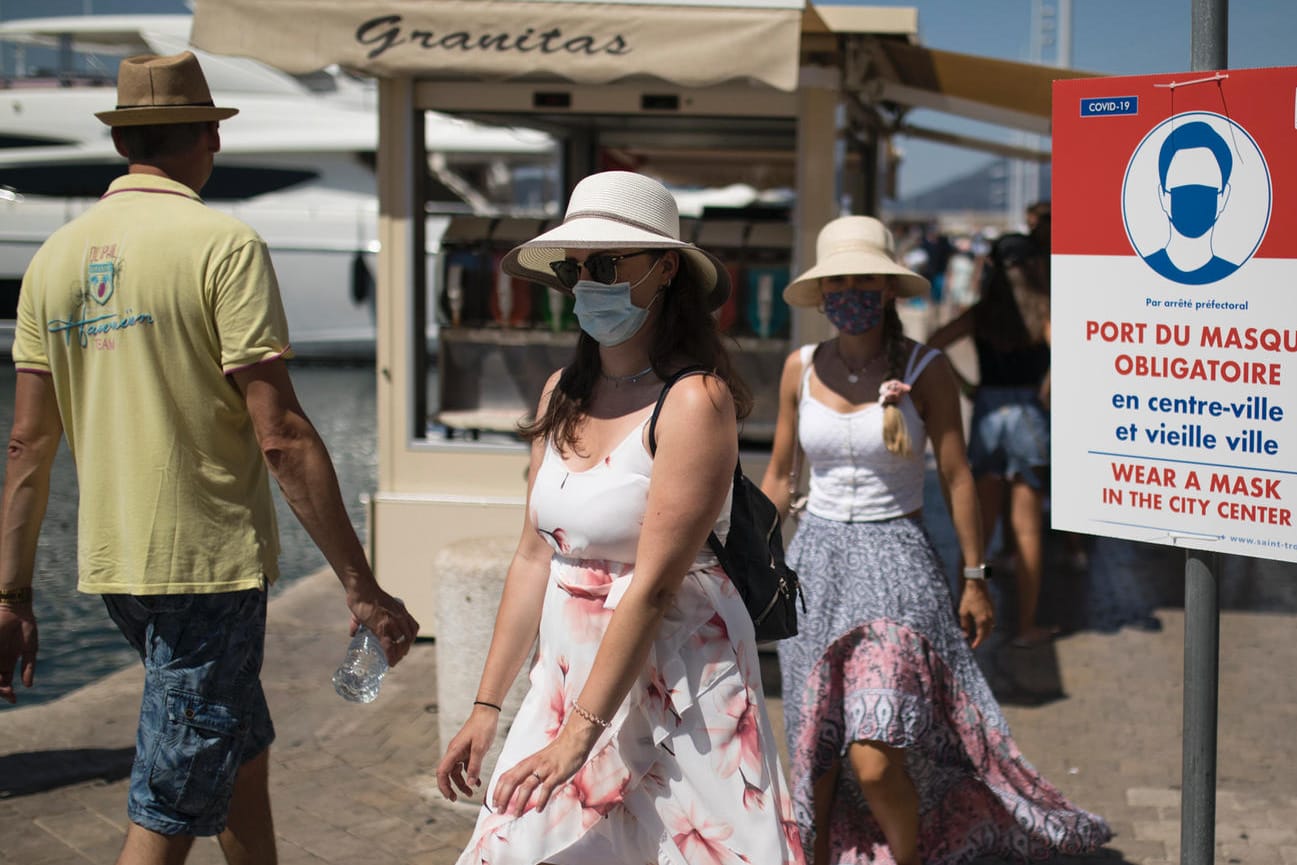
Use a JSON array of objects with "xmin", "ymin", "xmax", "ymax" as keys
[{"xmin": 823, "ymin": 287, "xmax": 884, "ymax": 334}]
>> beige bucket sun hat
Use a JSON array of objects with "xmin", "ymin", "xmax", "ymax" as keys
[
  {"xmin": 784, "ymin": 215, "xmax": 930, "ymax": 306},
  {"xmin": 501, "ymin": 171, "xmax": 730, "ymax": 310},
  {"xmin": 96, "ymin": 51, "xmax": 238, "ymax": 128}
]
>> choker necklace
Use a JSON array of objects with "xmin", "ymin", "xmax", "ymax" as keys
[
  {"xmin": 601, "ymin": 364, "xmax": 654, "ymax": 385},
  {"xmin": 836, "ymin": 344, "xmax": 883, "ymax": 384}
]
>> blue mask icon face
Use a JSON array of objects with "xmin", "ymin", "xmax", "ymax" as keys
[{"xmin": 1168, "ymin": 184, "xmax": 1220, "ymax": 238}]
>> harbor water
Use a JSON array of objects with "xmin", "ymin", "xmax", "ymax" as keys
[{"xmin": 0, "ymin": 361, "xmax": 384, "ymax": 709}]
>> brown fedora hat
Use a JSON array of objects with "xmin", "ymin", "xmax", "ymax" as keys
[{"xmin": 95, "ymin": 51, "xmax": 238, "ymax": 127}]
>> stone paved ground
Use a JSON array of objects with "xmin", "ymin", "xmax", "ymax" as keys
[{"xmin": 3, "ymin": 562, "xmax": 1295, "ymax": 865}]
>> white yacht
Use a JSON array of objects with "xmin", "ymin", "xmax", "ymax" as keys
[{"xmin": 0, "ymin": 15, "xmax": 557, "ymax": 358}]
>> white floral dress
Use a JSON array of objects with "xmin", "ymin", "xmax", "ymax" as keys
[{"xmin": 456, "ymin": 416, "xmax": 804, "ymax": 865}]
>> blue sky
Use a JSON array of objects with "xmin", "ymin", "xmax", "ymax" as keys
[{"xmin": 5, "ymin": 0, "xmax": 1293, "ymax": 198}]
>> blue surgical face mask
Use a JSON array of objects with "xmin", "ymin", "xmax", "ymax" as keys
[
  {"xmin": 572, "ymin": 267, "xmax": 661, "ymax": 346},
  {"xmin": 1168, "ymin": 184, "xmax": 1220, "ymax": 239}
]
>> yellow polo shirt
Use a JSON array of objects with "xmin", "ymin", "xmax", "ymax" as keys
[{"xmin": 13, "ymin": 174, "xmax": 292, "ymax": 594}]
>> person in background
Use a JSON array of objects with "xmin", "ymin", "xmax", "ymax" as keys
[
  {"xmin": 919, "ymin": 223, "xmax": 954, "ymax": 305},
  {"xmin": 1021, "ymin": 203, "xmax": 1093, "ymax": 580},
  {"xmin": 940, "ymin": 235, "xmax": 978, "ymax": 314},
  {"xmin": 0, "ymin": 52, "xmax": 417, "ymax": 865},
  {"xmin": 760, "ymin": 215, "xmax": 1109, "ymax": 865},
  {"xmin": 435, "ymin": 171, "xmax": 804, "ymax": 865},
  {"xmin": 929, "ymin": 231, "xmax": 1056, "ymax": 647},
  {"xmin": 1026, "ymin": 200, "xmax": 1051, "ymax": 239}
]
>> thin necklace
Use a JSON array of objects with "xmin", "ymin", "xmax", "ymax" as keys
[
  {"xmin": 601, "ymin": 364, "xmax": 654, "ymax": 385},
  {"xmin": 836, "ymin": 342, "xmax": 882, "ymax": 384}
]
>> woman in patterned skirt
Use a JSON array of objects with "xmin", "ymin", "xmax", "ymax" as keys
[
  {"xmin": 759, "ymin": 216, "xmax": 1110, "ymax": 865},
  {"xmin": 436, "ymin": 171, "xmax": 804, "ymax": 865}
]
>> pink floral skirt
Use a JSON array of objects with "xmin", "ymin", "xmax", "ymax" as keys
[{"xmin": 457, "ymin": 555, "xmax": 805, "ymax": 865}]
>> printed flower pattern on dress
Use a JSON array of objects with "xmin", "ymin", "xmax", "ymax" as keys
[
  {"xmin": 738, "ymin": 768, "xmax": 766, "ymax": 811},
  {"xmin": 536, "ymin": 526, "xmax": 573, "ymax": 554},
  {"xmin": 665, "ymin": 802, "xmax": 752, "ymax": 865},
  {"xmin": 555, "ymin": 559, "xmax": 618, "ymax": 643},
  {"xmin": 541, "ymin": 653, "xmax": 570, "ymax": 739},
  {"xmin": 645, "ymin": 664, "xmax": 681, "ymax": 727},
  {"xmin": 571, "ymin": 744, "xmax": 631, "ymax": 818},
  {"xmin": 710, "ymin": 675, "xmax": 764, "ymax": 782}
]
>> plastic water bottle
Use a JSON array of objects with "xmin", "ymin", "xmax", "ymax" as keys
[{"xmin": 333, "ymin": 623, "xmax": 389, "ymax": 703}]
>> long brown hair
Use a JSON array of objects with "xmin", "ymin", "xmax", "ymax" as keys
[
  {"xmin": 973, "ymin": 234, "xmax": 1050, "ymax": 352},
  {"xmin": 519, "ymin": 259, "xmax": 752, "ymax": 454},
  {"xmin": 879, "ymin": 297, "xmax": 912, "ymax": 457}
]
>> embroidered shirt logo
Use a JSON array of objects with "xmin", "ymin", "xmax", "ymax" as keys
[
  {"xmin": 88, "ymin": 261, "xmax": 115, "ymax": 305},
  {"xmin": 49, "ymin": 243, "xmax": 154, "ymax": 350}
]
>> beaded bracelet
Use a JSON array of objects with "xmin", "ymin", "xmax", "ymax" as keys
[
  {"xmin": 571, "ymin": 701, "xmax": 610, "ymax": 729},
  {"xmin": 473, "ymin": 700, "xmax": 502, "ymax": 712}
]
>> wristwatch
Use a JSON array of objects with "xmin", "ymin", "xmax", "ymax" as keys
[{"xmin": 962, "ymin": 564, "xmax": 991, "ymax": 581}]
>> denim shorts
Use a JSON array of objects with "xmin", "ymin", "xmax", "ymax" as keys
[
  {"xmin": 104, "ymin": 588, "xmax": 275, "ymax": 837},
  {"xmin": 967, "ymin": 386, "xmax": 1050, "ymax": 490}
]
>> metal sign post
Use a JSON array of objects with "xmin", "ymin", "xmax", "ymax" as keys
[
  {"xmin": 1181, "ymin": 548, "xmax": 1219, "ymax": 864},
  {"xmin": 1182, "ymin": 4, "xmax": 1226, "ymax": 864}
]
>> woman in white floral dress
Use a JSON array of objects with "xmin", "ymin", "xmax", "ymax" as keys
[{"xmin": 436, "ymin": 171, "xmax": 804, "ymax": 865}]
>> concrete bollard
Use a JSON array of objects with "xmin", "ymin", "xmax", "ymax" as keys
[{"xmin": 434, "ymin": 536, "xmax": 534, "ymax": 806}]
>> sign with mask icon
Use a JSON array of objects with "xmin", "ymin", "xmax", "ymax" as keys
[{"xmin": 1051, "ymin": 66, "xmax": 1297, "ymax": 563}]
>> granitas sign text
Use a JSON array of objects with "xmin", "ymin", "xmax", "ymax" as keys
[{"xmin": 355, "ymin": 15, "xmax": 633, "ymax": 61}]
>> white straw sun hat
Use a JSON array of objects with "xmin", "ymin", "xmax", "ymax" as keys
[
  {"xmin": 501, "ymin": 171, "xmax": 730, "ymax": 310},
  {"xmin": 784, "ymin": 215, "xmax": 930, "ymax": 306}
]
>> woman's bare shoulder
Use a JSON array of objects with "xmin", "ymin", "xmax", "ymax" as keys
[{"xmin": 661, "ymin": 368, "xmax": 733, "ymax": 411}]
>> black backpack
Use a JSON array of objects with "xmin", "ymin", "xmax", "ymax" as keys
[{"xmin": 648, "ymin": 368, "xmax": 804, "ymax": 642}]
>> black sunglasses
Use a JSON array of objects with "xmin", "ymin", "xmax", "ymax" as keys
[{"xmin": 549, "ymin": 250, "xmax": 658, "ymax": 290}]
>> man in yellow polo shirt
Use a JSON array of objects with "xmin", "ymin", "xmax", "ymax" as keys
[{"xmin": 0, "ymin": 52, "xmax": 419, "ymax": 864}]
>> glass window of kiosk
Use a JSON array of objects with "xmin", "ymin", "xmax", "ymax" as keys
[
  {"xmin": 423, "ymin": 202, "xmax": 795, "ymax": 449},
  {"xmin": 410, "ymin": 136, "xmax": 563, "ymax": 446},
  {"xmin": 429, "ymin": 212, "xmax": 577, "ymax": 444}
]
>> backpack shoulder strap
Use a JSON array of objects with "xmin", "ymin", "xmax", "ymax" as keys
[
  {"xmin": 648, "ymin": 366, "xmax": 709, "ymax": 456},
  {"xmin": 647, "ymin": 366, "xmax": 735, "ymax": 564}
]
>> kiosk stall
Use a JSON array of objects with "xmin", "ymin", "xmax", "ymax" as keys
[{"xmin": 191, "ymin": 0, "xmax": 1090, "ymax": 632}]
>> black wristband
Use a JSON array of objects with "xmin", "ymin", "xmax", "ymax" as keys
[
  {"xmin": 473, "ymin": 700, "xmax": 502, "ymax": 712},
  {"xmin": 0, "ymin": 586, "xmax": 32, "ymax": 604}
]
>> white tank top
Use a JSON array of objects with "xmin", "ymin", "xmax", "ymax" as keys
[
  {"xmin": 798, "ymin": 342, "xmax": 939, "ymax": 522},
  {"xmin": 529, "ymin": 415, "xmax": 730, "ymax": 566}
]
